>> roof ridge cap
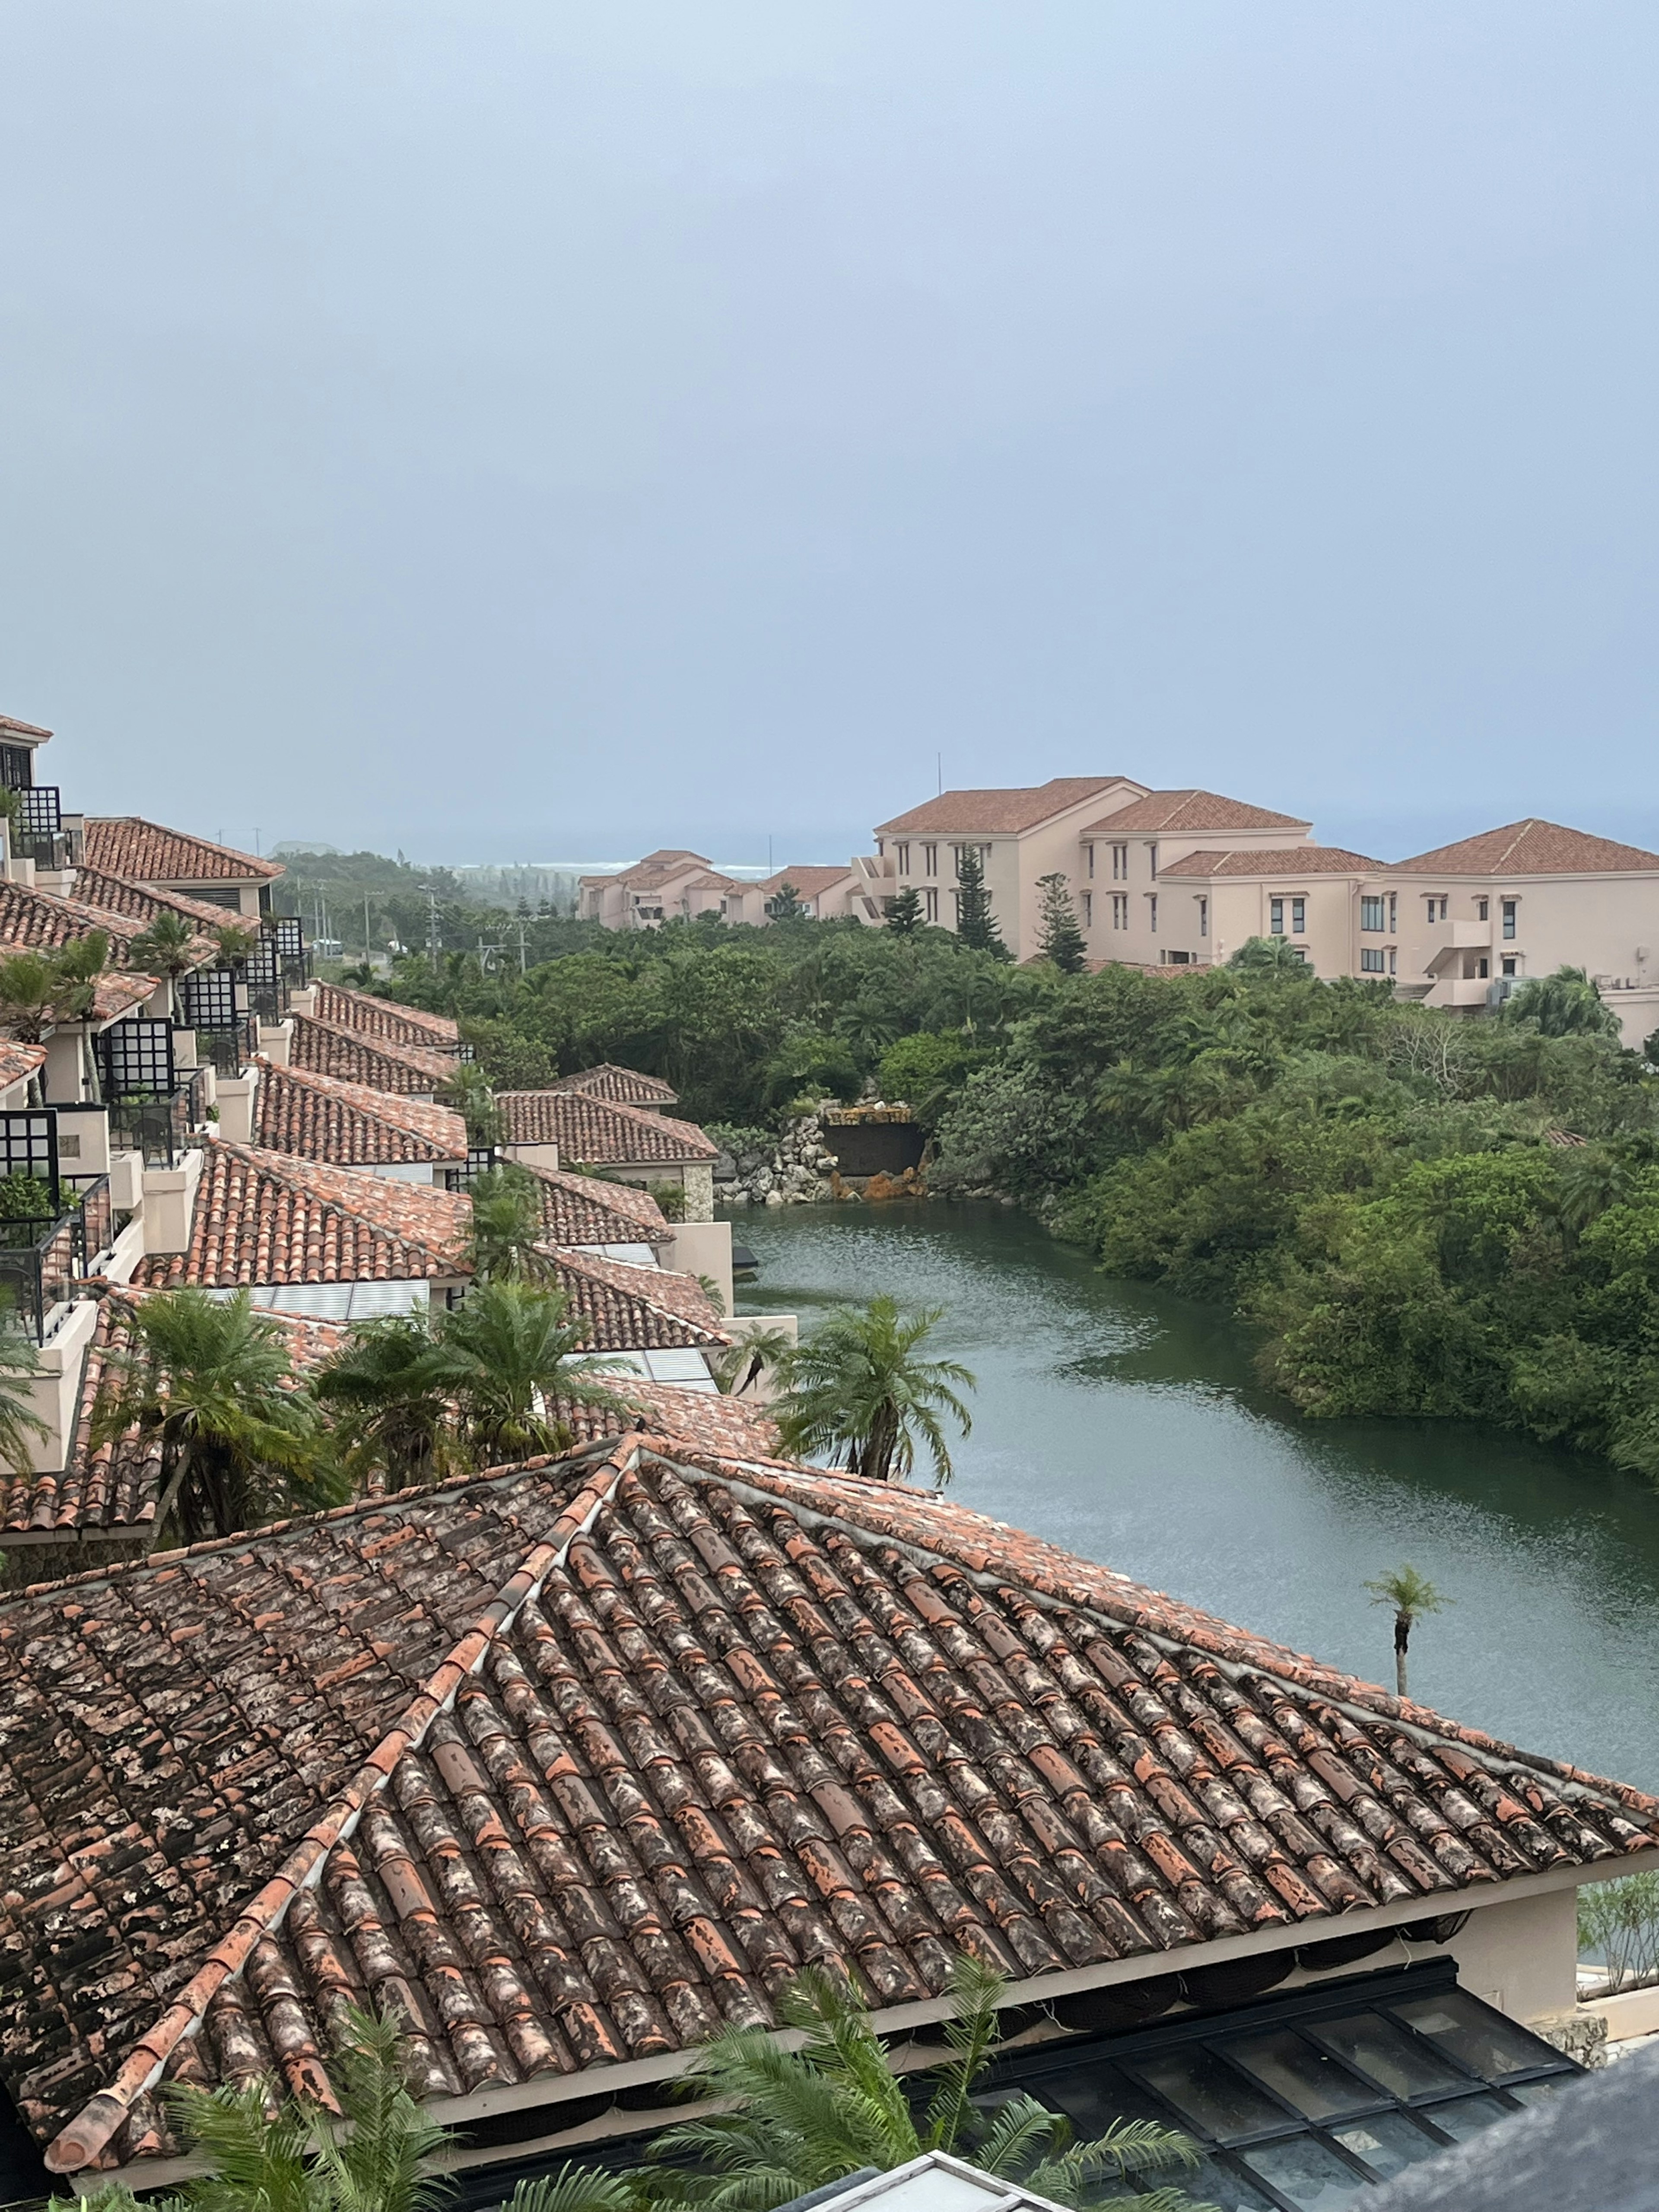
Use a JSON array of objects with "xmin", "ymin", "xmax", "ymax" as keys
[{"xmin": 42, "ymin": 1453, "xmax": 634, "ymax": 2174}]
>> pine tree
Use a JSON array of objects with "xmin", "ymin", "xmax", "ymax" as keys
[
  {"xmin": 765, "ymin": 880, "xmax": 805, "ymax": 921},
  {"xmin": 1036, "ymin": 871, "xmax": 1087, "ymax": 973},
  {"xmin": 884, "ymin": 885, "xmax": 923, "ymax": 937},
  {"xmin": 953, "ymin": 846, "xmax": 1007, "ymax": 957}
]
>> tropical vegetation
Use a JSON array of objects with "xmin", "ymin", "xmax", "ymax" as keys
[{"xmin": 771, "ymin": 1295, "xmax": 975, "ymax": 1484}]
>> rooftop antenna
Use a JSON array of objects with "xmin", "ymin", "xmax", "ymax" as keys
[
  {"xmin": 768, "ymin": 834, "xmax": 773, "ymax": 874},
  {"xmin": 937, "ymin": 751, "xmax": 942, "ymax": 795}
]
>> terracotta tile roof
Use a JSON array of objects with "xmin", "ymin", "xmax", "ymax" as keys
[
  {"xmin": 553, "ymin": 1383, "xmax": 777, "ymax": 1458},
  {"xmin": 132, "ymin": 1139, "xmax": 472, "ymax": 1290},
  {"xmin": 0, "ymin": 877, "xmax": 214, "ymax": 964},
  {"xmin": 89, "ymin": 973, "xmax": 162, "ymax": 1024},
  {"xmin": 250, "ymin": 1059, "xmax": 468, "ymax": 1166},
  {"xmin": 753, "ymin": 867, "xmax": 855, "ymax": 902},
  {"xmin": 877, "ymin": 777, "xmax": 1137, "ymax": 837},
  {"xmin": 2, "ymin": 1293, "xmax": 346, "ymax": 1544},
  {"xmin": 521, "ymin": 1163, "xmax": 673, "ymax": 1246},
  {"xmin": 0, "ymin": 712, "xmax": 51, "ymax": 739},
  {"xmin": 550, "ymin": 1064, "xmax": 680, "ymax": 1109},
  {"xmin": 498, "ymin": 1089, "xmax": 719, "ymax": 1162},
  {"xmin": 1082, "ymin": 790, "xmax": 1311, "ymax": 836},
  {"xmin": 67, "ymin": 867, "xmax": 255, "ymax": 936},
  {"xmin": 547, "ymin": 1248, "xmax": 729, "ymax": 1351},
  {"xmin": 0, "ymin": 1041, "xmax": 47, "ymax": 1090},
  {"xmin": 1158, "ymin": 845, "xmax": 1386, "ymax": 877},
  {"xmin": 290, "ymin": 1012, "xmax": 456, "ymax": 1095},
  {"xmin": 7, "ymin": 1433, "xmax": 1656, "ymax": 2178},
  {"xmin": 310, "ymin": 983, "xmax": 461, "ymax": 1051},
  {"xmin": 81, "ymin": 817, "xmax": 284, "ymax": 884},
  {"xmin": 1392, "ymin": 819, "xmax": 1659, "ymax": 877}
]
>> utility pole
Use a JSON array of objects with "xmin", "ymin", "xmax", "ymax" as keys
[
  {"xmin": 518, "ymin": 919, "xmax": 528, "ymax": 974},
  {"xmin": 427, "ymin": 891, "xmax": 440, "ymax": 970},
  {"xmin": 365, "ymin": 895, "xmax": 372, "ymax": 968}
]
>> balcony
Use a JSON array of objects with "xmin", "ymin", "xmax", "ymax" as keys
[
  {"xmin": 108, "ymin": 1070, "xmax": 210, "ymax": 1168},
  {"xmin": 0, "ymin": 1176, "xmax": 111, "ymax": 1341},
  {"xmin": 1425, "ymin": 976, "xmax": 1501, "ymax": 1009}
]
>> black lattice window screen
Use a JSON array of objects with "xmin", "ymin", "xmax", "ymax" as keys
[
  {"xmin": 0, "ymin": 1111, "xmax": 58, "ymax": 1197},
  {"xmin": 180, "ymin": 968, "xmax": 239, "ymax": 1029},
  {"xmin": 16, "ymin": 787, "xmax": 60, "ymax": 839},
  {"xmin": 271, "ymin": 918, "xmax": 305, "ymax": 957},
  {"xmin": 101, "ymin": 1019, "xmax": 175, "ymax": 1100},
  {"xmin": 0, "ymin": 747, "xmax": 32, "ymax": 792},
  {"xmin": 247, "ymin": 933, "xmax": 282, "ymax": 985}
]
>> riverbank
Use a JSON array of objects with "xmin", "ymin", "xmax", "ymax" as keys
[{"xmin": 732, "ymin": 1198, "xmax": 1659, "ymax": 1792}]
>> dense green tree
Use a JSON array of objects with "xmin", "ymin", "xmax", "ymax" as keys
[
  {"xmin": 764, "ymin": 879, "xmax": 805, "ymax": 921},
  {"xmin": 883, "ymin": 884, "xmax": 923, "ymax": 936},
  {"xmin": 951, "ymin": 845, "xmax": 1007, "ymax": 958},
  {"xmin": 427, "ymin": 1278, "xmax": 635, "ymax": 1462},
  {"xmin": 1501, "ymin": 965, "xmax": 1623, "ymax": 1040},
  {"xmin": 1227, "ymin": 935, "xmax": 1314, "ymax": 976},
  {"xmin": 1035, "ymin": 871, "xmax": 1088, "ymax": 973}
]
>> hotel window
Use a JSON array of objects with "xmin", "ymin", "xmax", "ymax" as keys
[
  {"xmin": 1478, "ymin": 896, "xmax": 1489, "ymax": 920},
  {"xmin": 923, "ymin": 843, "xmax": 937, "ymax": 877},
  {"xmin": 1147, "ymin": 843, "xmax": 1159, "ymax": 877},
  {"xmin": 1112, "ymin": 893, "xmax": 1128, "ymax": 929},
  {"xmin": 1082, "ymin": 891, "xmax": 1093, "ymax": 927},
  {"xmin": 1478, "ymin": 957, "xmax": 1489, "ymax": 978},
  {"xmin": 924, "ymin": 887, "xmax": 938, "ymax": 923},
  {"xmin": 1389, "ymin": 892, "xmax": 1398, "ymax": 933},
  {"xmin": 1086, "ymin": 844, "xmax": 1096, "ymax": 879},
  {"xmin": 1502, "ymin": 899, "xmax": 1518, "ymax": 939},
  {"xmin": 1148, "ymin": 893, "xmax": 1158, "ymax": 934},
  {"xmin": 1198, "ymin": 896, "xmax": 1208, "ymax": 938},
  {"xmin": 1270, "ymin": 898, "xmax": 1284, "ymax": 935},
  {"xmin": 1389, "ymin": 947, "xmax": 1397, "ymax": 975},
  {"xmin": 1112, "ymin": 844, "xmax": 1128, "ymax": 880},
  {"xmin": 896, "ymin": 842, "xmax": 910, "ymax": 874},
  {"xmin": 1360, "ymin": 896, "xmax": 1386, "ymax": 931},
  {"xmin": 1426, "ymin": 895, "xmax": 1449, "ymax": 922},
  {"xmin": 1292, "ymin": 896, "xmax": 1306, "ymax": 934},
  {"xmin": 1502, "ymin": 954, "xmax": 1518, "ymax": 976},
  {"xmin": 1360, "ymin": 947, "xmax": 1386, "ymax": 973},
  {"xmin": 953, "ymin": 843, "xmax": 991, "ymax": 878}
]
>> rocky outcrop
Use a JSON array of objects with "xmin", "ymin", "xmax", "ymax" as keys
[{"xmin": 715, "ymin": 1110, "xmax": 839, "ymax": 1206}]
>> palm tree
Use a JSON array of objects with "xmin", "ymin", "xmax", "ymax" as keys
[
  {"xmin": 426, "ymin": 1278, "xmax": 636, "ymax": 1463},
  {"xmin": 467, "ymin": 1162, "xmax": 548, "ymax": 1281},
  {"xmin": 312, "ymin": 1312, "xmax": 454, "ymax": 1492},
  {"xmin": 709, "ymin": 1322, "xmax": 795, "ymax": 1398},
  {"xmin": 1363, "ymin": 1564, "xmax": 1450, "ymax": 1699},
  {"xmin": 0, "ymin": 1322, "xmax": 47, "ymax": 1475},
  {"xmin": 126, "ymin": 911, "xmax": 200, "ymax": 1018},
  {"xmin": 441, "ymin": 1061, "xmax": 500, "ymax": 1147},
  {"xmin": 772, "ymin": 1296, "xmax": 975, "ymax": 1485},
  {"xmin": 213, "ymin": 921, "xmax": 259, "ymax": 967},
  {"xmin": 1226, "ymin": 936, "xmax": 1313, "ymax": 977},
  {"xmin": 93, "ymin": 1290, "xmax": 337, "ymax": 1544},
  {"xmin": 0, "ymin": 931, "xmax": 111, "ymax": 1052},
  {"xmin": 46, "ymin": 2004, "xmax": 451, "ymax": 2212},
  {"xmin": 513, "ymin": 1957, "xmax": 1201, "ymax": 2212}
]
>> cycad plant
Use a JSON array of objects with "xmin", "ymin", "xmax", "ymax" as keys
[
  {"xmin": 513, "ymin": 1958, "xmax": 1202, "ymax": 2212},
  {"xmin": 468, "ymin": 1162, "xmax": 548, "ymax": 1281},
  {"xmin": 0, "ymin": 930, "xmax": 112, "ymax": 1048},
  {"xmin": 772, "ymin": 1295, "xmax": 975, "ymax": 1484},
  {"xmin": 94, "ymin": 1289, "xmax": 337, "ymax": 1543},
  {"xmin": 425, "ymin": 1278, "xmax": 636, "ymax": 1463},
  {"xmin": 1363, "ymin": 1564, "xmax": 1450, "ymax": 1699},
  {"xmin": 126, "ymin": 911, "xmax": 200, "ymax": 1017},
  {"xmin": 312, "ymin": 1312, "xmax": 455, "ymax": 1492}
]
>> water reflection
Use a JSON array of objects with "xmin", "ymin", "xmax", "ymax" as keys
[{"xmin": 732, "ymin": 1201, "xmax": 1659, "ymax": 1790}]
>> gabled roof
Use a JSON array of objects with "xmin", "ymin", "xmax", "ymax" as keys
[
  {"xmin": 1158, "ymin": 845, "xmax": 1385, "ymax": 877},
  {"xmin": 547, "ymin": 1247, "xmax": 729, "ymax": 1350},
  {"xmin": 7, "ymin": 1432, "xmax": 1654, "ymax": 2177},
  {"xmin": 0, "ymin": 1041, "xmax": 46, "ymax": 1091},
  {"xmin": 1392, "ymin": 819, "xmax": 1659, "ymax": 877},
  {"xmin": 81, "ymin": 818, "xmax": 284, "ymax": 884},
  {"xmin": 89, "ymin": 972, "xmax": 162, "ymax": 1024},
  {"xmin": 877, "ymin": 776, "xmax": 1138, "ymax": 837},
  {"xmin": 549, "ymin": 1062, "xmax": 679, "ymax": 1108},
  {"xmin": 1083, "ymin": 789, "xmax": 1311, "ymax": 836},
  {"xmin": 289, "ymin": 1012, "xmax": 456, "ymax": 1095},
  {"xmin": 2, "ymin": 1292, "xmax": 347, "ymax": 1545},
  {"xmin": 498, "ymin": 1087, "xmax": 719, "ymax": 1161},
  {"xmin": 0, "ymin": 712, "xmax": 51, "ymax": 739},
  {"xmin": 752, "ymin": 865, "xmax": 856, "ymax": 901},
  {"xmin": 250, "ymin": 1058, "xmax": 468, "ymax": 1166},
  {"xmin": 520, "ymin": 1162, "xmax": 674, "ymax": 1245},
  {"xmin": 67, "ymin": 866, "xmax": 254, "ymax": 936},
  {"xmin": 309, "ymin": 982, "xmax": 461, "ymax": 1052},
  {"xmin": 0, "ymin": 877, "xmax": 215, "ymax": 963},
  {"xmin": 132, "ymin": 1139, "xmax": 472, "ymax": 1290}
]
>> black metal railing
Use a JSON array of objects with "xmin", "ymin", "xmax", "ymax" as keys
[
  {"xmin": 443, "ymin": 1145, "xmax": 497, "ymax": 1192},
  {"xmin": 108, "ymin": 1092, "xmax": 189, "ymax": 1166},
  {"xmin": 194, "ymin": 1016, "xmax": 259, "ymax": 1078},
  {"xmin": 76, "ymin": 1175, "xmax": 112, "ymax": 1268},
  {"xmin": 0, "ymin": 1208, "xmax": 86, "ymax": 1342}
]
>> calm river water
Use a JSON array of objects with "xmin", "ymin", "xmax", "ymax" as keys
[{"xmin": 731, "ymin": 1201, "xmax": 1659, "ymax": 1793}]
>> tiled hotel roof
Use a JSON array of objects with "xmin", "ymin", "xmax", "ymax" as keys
[
  {"xmin": 498, "ymin": 1089, "xmax": 718, "ymax": 1162},
  {"xmin": 82, "ymin": 818, "xmax": 284, "ymax": 884},
  {"xmin": 132, "ymin": 1139, "xmax": 472, "ymax": 1290},
  {"xmin": 68, "ymin": 867, "xmax": 254, "ymax": 936},
  {"xmin": 290, "ymin": 1012, "xmax": 456, "ymax": 1095},
  {"xmin": 581, "ymin": 850, "xmax": 711, "ymax": 890},
  {"xmin": 1158, "ymin": 845, "xmax": 1386, "ymax": 877},
  {"xmin": 2, "ymin": 1294, "xmax": 346, "ymax": 1545},
  {"xmin": 1392, "ymin": 819, "xmax": 1659, "ymax": 877},
  {"xmin": 8, "ymin": 1434, "xmax": 1654, "ymax": 2177},
  {"xmin": 0, "ymin": 1041, "xmax": 47, "ymax": 1091},
  {"xmin": 751, "ymin": 867, "xmax": 855, "ymax": 903},
  {"xmin": 877, "ymin": 777, "xmax": 1135, "ymax": 837},
  {"xmin": 523, "ymin": 1164, "xmax": 673, "ymax": 1246},
  {"xmin": 550, "ymin": 1063, "xmax": 679, "ymax": 1109},
  {"xmin": 89, "ymin": 973, "xmax": 162, "ymax": 1024},
  {"xmin": 0, "ymin": 711, "xmax": 52, "ymax": 739},
  {"xmin": 310, "ymin": 982, "xmax": 462, "ymax": 1052},
  {"xmin": 250, "ymin": 1059, "xmax": 468, "ymax": 1167},
  {"xmin": 0, "ymin": 878, "xmax": 213, "ymax": 964},
  {"xmin": 1083, "ymin": 790, "xmax": 1311, "ymax": 836},
  {"xmin": 547, "ymin": 1248, "xmax": 729, "ymax": 1351}
]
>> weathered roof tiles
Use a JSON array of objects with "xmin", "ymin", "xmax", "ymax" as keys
[
  {"xmin": 289, "ymin": 1012, "xmax": 457, "ymax": 1096},
  {"xmin": 549, "ymin": 1064, "xmax": 679, "ymax": 1108},
  {"xmin": 309, "ymin": 982, "xmax": 461, "ymax": 1052},
  {"xmin": 250, "ymin": 1058, "xmax": 468, "ymax": 1167},
  {"xmin": 82, "ymin": 818, "xmax": 284, "ymax": 884},
  {"xmin": 498, "ymin": 1088, "xmax": 718, "ymax": 1162}
]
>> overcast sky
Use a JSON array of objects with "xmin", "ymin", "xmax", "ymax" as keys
[{"xmin": 1, "ymin": 4, "xmax": 1656, "ymax": 868}]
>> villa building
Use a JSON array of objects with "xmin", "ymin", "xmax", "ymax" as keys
[
  {"xmin": 496, "ymin": 1086, "xmax": 721, "ymax": 1218},
  {"xmin": 2, "ymin": 1427, "xmax": 1651, "ymax": 2197},
  {"xmin": 80, "ymin": 817, "xmax": 284, "ymax": 918},
  {"xmin": 549, "ymin": 1062, "xmax": 679, "ymax": 1109},
  {"xmin": 579, "ymin": 850, "xmax": 743, "ymax": 928}
]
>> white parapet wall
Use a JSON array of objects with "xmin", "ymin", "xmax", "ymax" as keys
[
  {"xmin": 20, "ymin": 1296, "xmax": 99, "ymax": 1476},
  {"xmin": 664, "ymin": 1220, "xmax": 734, "ymax": 1316},
  {"xmin": 142, "ymin": 1148, "xmax": 205, "ymax": 1256}
]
